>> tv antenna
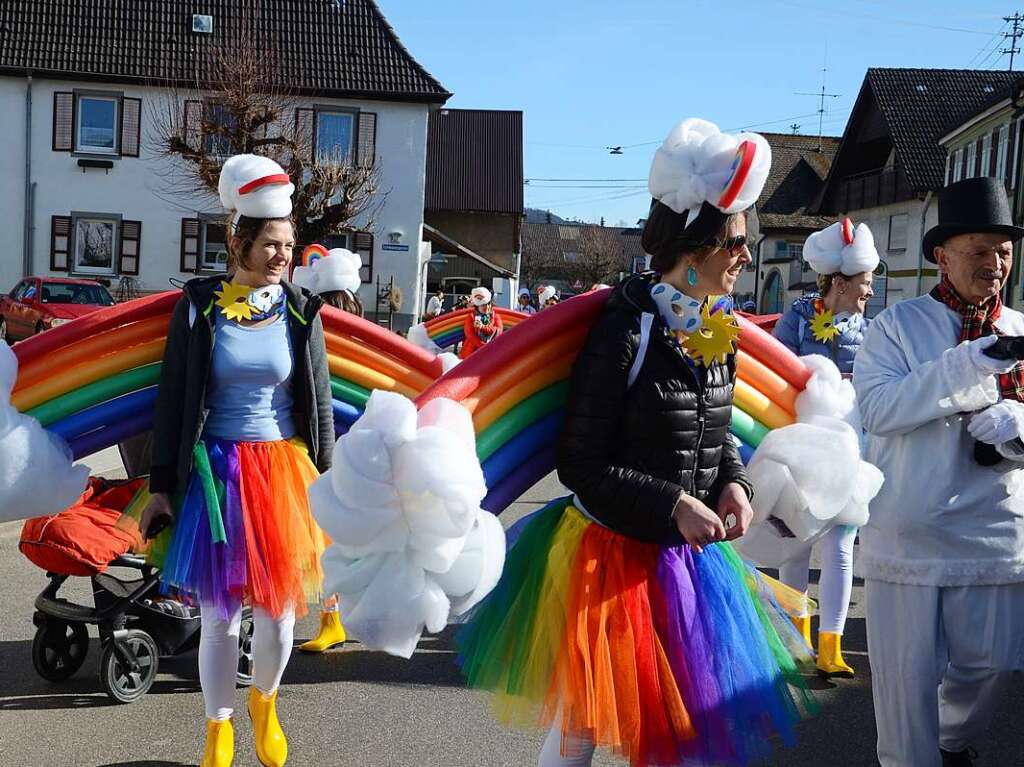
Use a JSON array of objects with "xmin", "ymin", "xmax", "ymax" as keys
[
  {"xmin": 796, "ymin": 66, "xmax": 840, "ymax": 151},
  {"xmin": 1003, "ymin": 13, "xmax": 1024, "ymax": 70},
  {"xmin": 790, "ymin": 123, "xmax": 801, "ymax": 134}
]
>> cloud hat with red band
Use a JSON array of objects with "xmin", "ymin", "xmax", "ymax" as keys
[
  {"xmin": 292, "ymin": 246, "xmax": 362, "ymax": 295},
  {"xmin": 648, "ymin": 118, "xmax": 772, "ymax": 230},
  {"xmin": 218, "ymin": 154, "xmax": 295, "ymax": 220},
  {"xmin": 804, "ymin": 218, "xmax": 879, "ymax": 277}
]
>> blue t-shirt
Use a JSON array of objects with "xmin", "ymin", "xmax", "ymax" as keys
[{"xmin": 203, "ymin": 312, "xmax": 296, "ymax": 442}]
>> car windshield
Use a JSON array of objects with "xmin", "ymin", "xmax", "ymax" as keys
[{"xmin": 40, "ymin": 283, "xmax": 115, "ymax": 306}]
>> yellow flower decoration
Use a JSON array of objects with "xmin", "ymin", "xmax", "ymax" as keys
[
  {"xmin": 810, "ymin": 307, "xmax": 839, "ymax": 343},
  {"xmin": 215, "ymin": 281, "xmax": 255, "ymax": 322},
  {"xmin": 682, "ymin": 305, "xmax": 742, "ymax": 366}
]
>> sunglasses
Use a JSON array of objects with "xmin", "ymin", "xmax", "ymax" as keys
[{"xmin": 721, "ymin": 235, "xmax": 748, "ymax": 254}]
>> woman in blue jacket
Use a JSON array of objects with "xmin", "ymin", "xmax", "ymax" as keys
[{"xmin": 773, "ymin": 218, "xmax": 876, "ymax": 678}]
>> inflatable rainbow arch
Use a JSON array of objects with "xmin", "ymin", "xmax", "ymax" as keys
[
  {"xmin": 11, "ymin": 288, "xmax": 809, "ymax": 514},
  {"xmin": 422, "ymin": 307, "xmax": 527, "ymax": 349}
]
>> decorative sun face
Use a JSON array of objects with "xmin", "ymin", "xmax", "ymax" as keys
[
  {"xmin": 810, "ymin": 307, "xmax": 839, "ymax": 343},
  {"xmin": 215, "ymin": 281, "xmax": 255, "ymax": 322},
  {"xmin": 682, "ymin": 304, "xmax": 742, "ymax": 366}
]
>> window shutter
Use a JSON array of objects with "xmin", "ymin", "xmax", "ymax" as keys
[
  {"xmin": 774, "ymin": 240, "xmax": 788, "ymax": 257},
  {"xmin": 50, "ymin": 216, "xmax": 72, "ymax": 271},
  {"xmin": 354, "ymin": 231, "xmax": 374, "ymax": 283},
  {"xmin": 295, "ymin": 108, "xmax": 315, "ymax": 161},
  {"xmin": 180, "ymin": 218, "xmax": 201, "ymax": 273},
  {"xmin": 53, "ymin": 92, "xmax": 74, "ymax": 151},
  {"xmin": 120, "ymin": 97, "xmax": 142, "ymax": 158},
  {"xmin": 1010, "ymin": 121, "xmax": 1019, "ymax": 190},
  {"xmin": 119, "ymin": 220, "xmax": 142, "ymax": 275},
  {"xmin": 357, "ymin": 112, "xmax": 377, "ymax": 167},
  {"xmin": 183, "ymin": 100, "xmax": 203, "ymax": 152}
]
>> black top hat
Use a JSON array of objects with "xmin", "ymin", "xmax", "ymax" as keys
[{"xmin": 922, "ymin": 177, "xmax": 1024, "ymax": 263}]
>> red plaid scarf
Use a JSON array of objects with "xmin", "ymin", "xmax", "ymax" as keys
[{"xmin": 932, "ymin": 274, "xmax": 1024, "ymax": 402}]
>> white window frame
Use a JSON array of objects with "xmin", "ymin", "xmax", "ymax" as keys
[
  {"xmin": 953, "ymin": 147, "xmax": 964, "ymax": 182},
  {"xmin": 945, "ymin": 152, "xmax": 953, "ymax": 185},
  {"xmin": 315, "ymin": 108, "xmax": 357, "ymax": 163},
  {"xmin": 997, "ymin": 124, "xmax": 1010, "ymax": 182},
  {"xmin": 866, "ymin": 261, "xmax": 887, "ymax": 319},
  {"xmin": 70, "ymin": 212, "xmax": 120, "ymax": 276},
  {"xmin": 75, "ymin": 93, "xmax": 119, "ymax": 155},
  {"xmin": 981, "ymin": 133, "xmax": 993, "ymax": 177},
  {"xmin": 1014, "ymin": 118, "xmax": 1024, "ymax": 189},
  {"xmin": 888, "ymin": 213, "xmax": 908, "ymax": 251},
  {"xmin": 966, "ymin": 142, "xmax": 977, "ymax": 179},
  {"xmin": 199, "ymin": 218, "xmax": 229, "ymax": 272}
]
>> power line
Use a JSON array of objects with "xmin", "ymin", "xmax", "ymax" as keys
[
  {"xmin": 772, "ymin": 0, "xmax": 996, "ymax": 36},
  {"xmin": 966, "ymin": 20, "xmax": 1010, "ymax": 67}
]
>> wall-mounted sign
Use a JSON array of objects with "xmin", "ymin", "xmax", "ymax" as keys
[{"xmin": 382, "ymin": 243, "xmax": 410, "ymax": 252}]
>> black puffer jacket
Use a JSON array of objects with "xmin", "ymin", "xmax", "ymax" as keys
[{"xmin": 556, "ymin": 274, "xmax": 752, "ymax": 545}]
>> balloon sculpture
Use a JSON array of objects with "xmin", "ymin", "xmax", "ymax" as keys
[{"xmin": 408, "ymin": 307, "xmax": 527, "ymax": 353}]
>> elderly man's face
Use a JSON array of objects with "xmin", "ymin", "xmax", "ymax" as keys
[{"xmin": 936, "ymin": 232, "xmax": 1013, "ymax": 305}]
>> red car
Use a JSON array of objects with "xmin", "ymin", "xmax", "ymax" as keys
[{"xmin": 0, "ymin": 277, "xmax": 116, "ymax": 343}]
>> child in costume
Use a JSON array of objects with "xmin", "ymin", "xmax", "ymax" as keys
[
  {"xmin": 458, "ymin": 119, "xmax": 815, "ymax": 767},
  {"xmin": 771, "ymin": 219, "xmax": 878, "ymax": 678},
  {"xmin": 138, "ymin": 154, "xmax": 334, "ymax": 767},
  {"xmin": 289, "ymin": 244, "xmax": 365, "ymax": 653},
  {"xmin": 459, "ymin": 286, "xmax": 503, "ymax": 359}
]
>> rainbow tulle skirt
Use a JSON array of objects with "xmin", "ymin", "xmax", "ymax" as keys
[
  {"xmin": 149, "ymin": 438, "xmax": 326, "ymax": 620},
  {"xmin": 458, "ymin": 498, "xmax": 817, "ymax": 766}
]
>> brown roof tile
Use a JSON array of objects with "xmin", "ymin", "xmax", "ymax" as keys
[
  {"xmin": 0, "ymin": 0, "xmax": 450, "ymax": 103},
  {"xmin": 755, "ymin": 132, "xmax": 840, "ymax": 231}
]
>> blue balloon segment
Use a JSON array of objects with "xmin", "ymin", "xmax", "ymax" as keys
[
  {"xmin": 735, "ymin": 436, "xmax": 755, "ymax": 465},
  {"xmin": 481, "ymin": 409, "xmax": 564, "ymax": 489},
  {"xmin": 333, "ymin": 399, "xmax": 362, "ymax": 437},
  {"xmin": 69, "ymin": 410, "xmax": 154, "ymax": 460},
  {"xmin": 49, "ymin": 387, "xmax": 158, "ymax": 442},
  {"xmin": 433, "ymin": 329, "xmax": 462, "ymax": 348}
]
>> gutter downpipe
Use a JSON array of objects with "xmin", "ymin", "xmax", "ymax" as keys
[
  {"xmin": 916, "ymin": 191, "xmax": 934, "ymax": 298},
  {"xmin": 23, "ymin": 71, "xmax": 33, "ymax": 278}
]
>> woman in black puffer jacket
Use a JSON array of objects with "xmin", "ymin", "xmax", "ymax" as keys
[{"xmin": 459, "ymin": 120, "xmax": 815, "ymax": 767}]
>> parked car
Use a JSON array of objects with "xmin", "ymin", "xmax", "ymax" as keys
[{"xmin": 0, "ymin": 277, "xmax": 116, "ymax": 343}]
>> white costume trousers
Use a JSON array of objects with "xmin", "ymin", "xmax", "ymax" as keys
[
  {"xmin": 865, "ymin": 579, "xmax": 1024, "ymax": 767},
  {"xmin": 199, "ymin": 601, "xmax": 296, "ymax": 721},
  {"xmin": 779, "ymin": 525, "xmax": 857, "ymax": 634},
  {"xmin": 538, "ymin": 722, "xmax": 596, "ymax": 767}
]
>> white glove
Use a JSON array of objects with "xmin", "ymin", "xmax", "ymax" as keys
[
  {"xmin": 967, "ymin": 401, "xmax": 1024, "ymax": 445},
  {"xmin": 969, "ymin": 336, "xmax": 1020, "ymax": 375}
]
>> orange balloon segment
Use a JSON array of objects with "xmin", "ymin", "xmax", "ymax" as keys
[{"xmin": 736, "ymin": 351, "xmax": 799, "ymax": 417}]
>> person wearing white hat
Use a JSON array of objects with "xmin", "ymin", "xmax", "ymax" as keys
[
  {"xmin": 459, "ymin": 286, "xmax": 503, "ymax": 359},
  {"xmin": 292, "ymin": 245, "xmax": 364, "ymax": 317},
  {"xmin": 770, "ymin": 218, "xmax": 878, "ymax": 679},
  {"xmin": 460, "ymin": 119, "xmax": 820, "ymax": 767},
  {"xmin": 538, "ymin": 285, "xmax": 559, "ymax": 309},
  {"xmin": 138, "ymin": 154, "xmax": 332, "ymax": 767},
  {"xmin": 517, "ymin": 287, "xmax": 537, "ymax": 315}
]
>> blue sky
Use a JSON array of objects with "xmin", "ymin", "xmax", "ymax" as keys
[{"xmin": 385, "ymin": 0, "xmax": 1021, "ymax": 225}]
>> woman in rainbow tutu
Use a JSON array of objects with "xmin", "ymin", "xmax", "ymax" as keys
[
  {"xmin": 137, "ymin": 155, "xmax": 334, "ymax": 767},
  {"xmin": 458, "ymin": 119, "xmax": 816, "ymax": 767}
]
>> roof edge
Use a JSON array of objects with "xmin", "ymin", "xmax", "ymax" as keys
[{"xmin": 365, "ymin": 0, "xmax": 451, "ymax": 100}]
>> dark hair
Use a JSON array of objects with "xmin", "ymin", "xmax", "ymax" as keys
[
  {"xmin": 641, "ymin": 199, "xmax": 759, "ymax": 274},
  {"xmin": 228, "ymin": 214, "xmax": 296, "ymax": 271},
  {"xmin": 321, "ymin": 289, "xmax": 364, "ymax": 317}
]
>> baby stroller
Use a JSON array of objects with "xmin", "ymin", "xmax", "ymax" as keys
[{"xmin": 20, "ymin": 476, "xmax": 253, "ymax": 704}]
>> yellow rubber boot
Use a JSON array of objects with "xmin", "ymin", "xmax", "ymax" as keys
[
  {"xmin": 791, "ymin": 614, "xmax": 812, "ymax": 648},
  {"xmin": 298, "ymin": 610, "xmax": 347, "ymax": 653},
  {"xmin": 200, "ymin": 718, "xmax": 234, "ymax": 767},
  {"xmin": 248, "ymin": 688, "xmax": 288, "ymax": 767},
  {"xmin": 817, "ymin": 632, "xmax": 855, "ymax": 678}
]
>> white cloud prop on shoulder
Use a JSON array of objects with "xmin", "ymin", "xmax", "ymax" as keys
[
  {"xmin": 311, "ymin": 390, "xmax": 505, "ymax": 658},
  {"xmin": 734, "ymin": 354, "xmax": 883, "ymax": 568},
  {"xmin": 803, "ymin": 221, "xmax": 880, "ymax": 277},
  {"xmin": 0, "ymin": 342, "xmax": 89, "ymax": 523},
  {"xmin": 407, "ymin": 323, "xmax": 443, "ymax": 355},
  {"xmin": 291, "ymin": 248, "xmax": 362, "ymax": 296},
  {"xmin": 648, "ymin": 118, "xmax": 772, "ymax": 216}
]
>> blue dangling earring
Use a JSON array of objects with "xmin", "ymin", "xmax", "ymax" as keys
[{"xmin": 687, "ymin": 266, "xmax": 698, "ymax": 287}]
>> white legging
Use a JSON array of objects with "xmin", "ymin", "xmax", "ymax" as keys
[
  {"xmin": 778, "ymin": 525, "xmax": 858, "ymax": 635},
  {"xmin": 199, "ymin": 602, "xmax": 296, "ymax": 721},
  {"xmin": 538, "ymin": 721, "xmax": 596, "ymax": 767}
]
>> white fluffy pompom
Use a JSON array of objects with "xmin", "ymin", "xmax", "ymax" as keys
[
  {"xmin": 292, "ymin": 248, "xmax": 362, "ymax": 296},
  {"xmin": 804, "ymin": 220, "xmax": 879, "ymax": 277},
  {"xmin": 311, "ymin": 390, "xmax": 505, "ymax": 658},
  {"xmin": 407, "ymin": 323, "xmax": 443, "ymax": 354},
  {"xmin": 0, "ymin": 342, "xmax": 89, "ymax": 523},
  {"xmin": 735, "ymin": 354, "xmax": 883, "ymax": 567}
]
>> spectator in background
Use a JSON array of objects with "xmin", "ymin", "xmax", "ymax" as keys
[
  {"xmin": 459, "ymin": 287, "xmax": 503, "ymax": 359},
  {"xmin": 539, "ymin": 285, "xmax": 559, "ymax": 309},
  {"xmin": 517, "ymin": 287, "xmax": 537, "ymax": 315},
  {"xmin": 425, "ymin": 288, "xmax": 445, "ymax": 320}
]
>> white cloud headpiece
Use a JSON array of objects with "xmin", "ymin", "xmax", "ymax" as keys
[
  {"xmin": 648, "ymin": 118, "xmax": 772, "ymax": 228},
  {"xmin": 218, "ymin": 154, "xmax": 295, "ymax": 221},
  {"xmin": 292, "ymin": 245, "xmax": 362, "ymax": 295},
  {"xmin": 803, "ymin": 219, "xmax": 880, "ymax": 277}
]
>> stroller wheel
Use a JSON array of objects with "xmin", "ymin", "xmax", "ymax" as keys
[
  {"xmin": 32, "ymin": 620, "xmax": 89, "ymax": 682},
  {"xmin": 235, "ymin": 607, "xmax": 254, "ymax": 687},
  {"xmin": 100, "ymin": 629, "xmax": 159, "ymax": 704}
]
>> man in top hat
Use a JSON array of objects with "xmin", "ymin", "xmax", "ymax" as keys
[{"xmin": 854, "ymin": 177, "xmax": 1024, "ymax": 767}]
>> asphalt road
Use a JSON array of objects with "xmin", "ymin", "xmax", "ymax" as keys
[{"xmin": 1, "ymin": 451, "xmax": 1021, "ymax": 766}]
